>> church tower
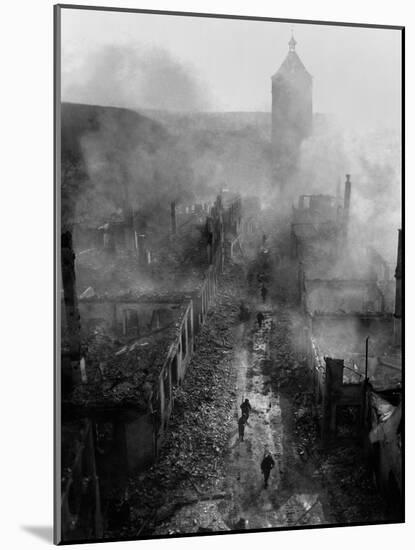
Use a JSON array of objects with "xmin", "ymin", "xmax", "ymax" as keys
[{"xmin": 271, "ymin": 33, "xmax": 313, "ymax": 185}]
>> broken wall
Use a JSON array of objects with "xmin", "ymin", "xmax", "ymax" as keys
[
  {"xmin": 78, "ymin": 299, "xmax": 183, "ymax": 338},
  {"xmin": 309, "ymin": 315, "xmax": 400, "ymax": 387}
]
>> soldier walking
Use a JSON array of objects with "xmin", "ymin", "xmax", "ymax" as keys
[
  {"xmin": 240, "ymin": 398, "xmax": 252, "ymax": 420},
  {"xmin": 261, "ymin": 450, "xmax": 275, "ymax": 488}
]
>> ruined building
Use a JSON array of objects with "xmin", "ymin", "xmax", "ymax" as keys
[
  {"xmin": 60, "ymin": 191, "xmax": 243, "ymax": 541},
  {"xmin": 292, "ymin": 175, "xmax": 395, "ymax": 318},
  {"xmin": 271, "ymin": 34, "xmax": 313, "ymax": 185},
  {"xmin": 292, "ymin": 180, "xmax": 403, "ymax": 512}
]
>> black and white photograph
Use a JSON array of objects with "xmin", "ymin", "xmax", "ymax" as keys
[{"xmin": 55, "ymin": 4, "xmax": 403, "ymax": 545}]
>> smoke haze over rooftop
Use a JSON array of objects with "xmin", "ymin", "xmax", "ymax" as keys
[{"xmin": 61, "ymin": 9, "xmax": 401, "ymax": 131}]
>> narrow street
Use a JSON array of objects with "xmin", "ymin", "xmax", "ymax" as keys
[
  {"xmin": 150, "ymin": 246, "xmax": 327, "ymax": 534},
  {"xmin": 151, "ymin": 243, "xmax": 387, "ymax": 536},
  {"xmin": 221, "ymin": 305, "xmax": 329, "ymax": 530}
]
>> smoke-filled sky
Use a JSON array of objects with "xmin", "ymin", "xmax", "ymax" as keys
[{"xmin": 61, "ymin": 8, "xmax": 402, "ymax": 131}]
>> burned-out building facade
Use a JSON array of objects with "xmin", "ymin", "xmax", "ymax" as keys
[
  {"xmin": 291, "ymin": 176, "xmax": 402, "ymax": 511},
  {"xmin": 60, "ymin": 190, "xmax": 244, "ymax": 540}
]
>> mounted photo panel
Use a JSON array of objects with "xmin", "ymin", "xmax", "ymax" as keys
[{"xmin": 54, "ymin": 4, "xmax": 404, "ymax": 545}]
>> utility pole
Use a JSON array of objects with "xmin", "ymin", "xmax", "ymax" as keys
[{"xmin": 361, "ymin": 336, "xmax": 370, "ymax": 432}]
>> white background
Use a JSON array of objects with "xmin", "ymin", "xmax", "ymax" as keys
[{"xmin": 0, "ymin": 0, "xmax": 412, "ymax": 548}]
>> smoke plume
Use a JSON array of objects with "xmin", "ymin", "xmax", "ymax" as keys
[{"xmin": 62, "ymin": 44, "xmax": 211, "ymax": 113}]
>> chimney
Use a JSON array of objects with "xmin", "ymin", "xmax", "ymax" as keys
[
  {"xmin": 343, "ymin": 174, "xmax": 352, "ymax": 238},
  {"xmin": 171, "ymin": 201, "xmax": 177, "ymax": 235}
]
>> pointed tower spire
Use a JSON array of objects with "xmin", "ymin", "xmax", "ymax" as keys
[{"xmin": 288, "ymin": 28, "xmax": 297, "ymax": 52}]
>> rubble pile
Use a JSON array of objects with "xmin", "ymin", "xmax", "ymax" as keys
[
  {"xmin": 261, "ymin": 299, "xmax": 386, "ymax": 526},
  {"xmin": 293, "ymin": 392, "xmax": 319, "ymax": 459},
  {"xmin": 314, "ymin": 445, "xmax": 387, "ymax": 524},
  {"xmin": 72, "ymin": 327, "xmax": 177, "ymax": 409},
  {"xmin": 156, "ymin": 224, "xmax": 208, "ymax": 271},
  {"xmin": 263, "ymin": 310, "xmax": 302, "ymax": 391},
  {"xmin": 108, "ymin": 263, "xmax": 245, "ymax": 538},
  {"xmin": 286, "ymin": 361, "xmax": 388, "ymax": 524},
  {"xmin": 76, "ymin": 237, "xmax": 208, "ymax": 299},
  {"xmin": 262, "ymin": 305, "xmax": 319, "ymax": 458}
]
